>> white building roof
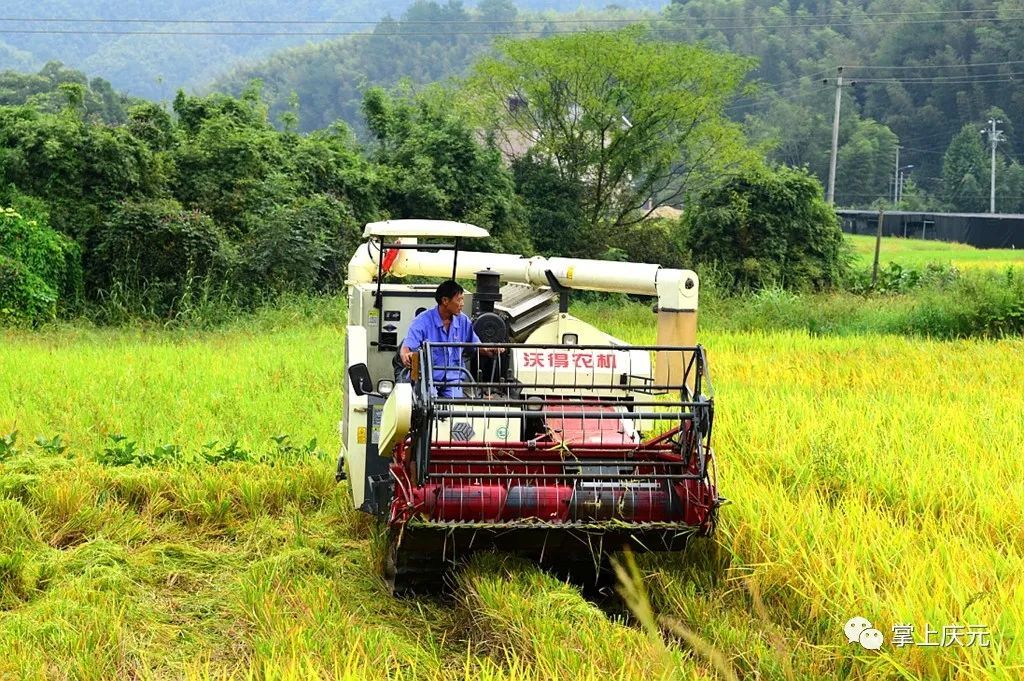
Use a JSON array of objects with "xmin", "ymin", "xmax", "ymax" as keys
[{"xmin": 362, "ymin": 220, "xmax": 490, "ymax": 239}]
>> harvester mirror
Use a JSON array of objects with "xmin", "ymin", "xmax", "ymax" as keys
[{"xmin": 348, "ymin": 363, "xmax": 375, "ymax": 397}]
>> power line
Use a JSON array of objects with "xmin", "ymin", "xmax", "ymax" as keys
[
  {"xmin": 0, "ymin": 10, "xmax": 1021, "ymax": 37},
  {"xmin": 847, "ymin": 59, "xmax": 1024, "ymax": 70},
  {"xmin": 725, "ymin": 88, "xmax": 826, "ymax": 114},
  {"xmin": 725, "ymin": 70, "xmax": 1023, "ymax": 116},
  {"xmin": 753, "ymin": 71, "xmax": 832, "ymax": 90},
  {"xmin": 898, "ymin": 127, "xmax": 971, "ymax": 147},
  {"xmin": 843, "ymin": 193, "xmax": 1024, "ymax": 199},
  {"xmin": 680, "ymin": 8, "xmax": 1020, "ymax": 33},
  {"xmin": 900, "ymin": 146, "xmax": 947, "ymax": 156},
  {"xmin": 0, "ymin": 28, "xmax": 649, "ymax": 37},
  {"xmin": 855, "ymin": 72, "xmax": 1024, "ymax": 83},
  {"xmin": 0, "ymin": 17, "xmax": 630, "ymax": 25},
  {"xmin": 857, "ymin": 78, "xmax": 1018, "ymax": 86},
  {"xmin": 0, "ymin": 8, "xmax": 1021, "ymax": 25},
  {"xmin": 723, "ymin": 71, "xmax": 832, "ymax": 112}
]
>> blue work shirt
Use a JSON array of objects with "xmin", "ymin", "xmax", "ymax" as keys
[{"xmin": 403, "ymin": 306, "xmax": 480, "ymax": 397}]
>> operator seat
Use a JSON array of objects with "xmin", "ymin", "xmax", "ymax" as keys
[{"xmin": 392, "ymin": 350, "xmax": 410, "ymax": 384}]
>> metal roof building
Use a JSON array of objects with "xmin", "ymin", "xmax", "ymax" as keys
[{"xmin": 837, "ymin": 210, "xmax": 1024, "ymax": 249}]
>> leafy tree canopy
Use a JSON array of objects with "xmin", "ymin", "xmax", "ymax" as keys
[
  {"xmin": 685, "ymin": 164, "xmax": 846, "ymax": 293},
  {"xmin": 0, "ymin": 62, "xmax": 136, "ymax": 124},
  {"xmin": 463, "ymin": 27, "xmax": 758, "ymax": 234},
  {"xmin": 942, "ymin": 124, "xmax": 989, "ymax": 213},
  {"xmin": 363, "ymin": 85, "xmax": 531, "ymax": 254}
]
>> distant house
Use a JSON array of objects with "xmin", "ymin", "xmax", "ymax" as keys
[{"xmin": 646, "ymin": 205, "xmax": 682, "ymax": 221}]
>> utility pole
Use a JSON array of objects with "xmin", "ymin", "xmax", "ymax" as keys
[
  {"xmin": 823, "ymin": 67, "xmax": 855, "ymax": 205},
  {"xmin": 872, "ymin": 209, "xmax": 884, "ymax": 288},
  {"xmin": 893, "ymin": 145, "xmax": 901, "ymax": 205},
  {"xmin": 826, "ymin": 67, "xmax": 843, "ymax": 205},
  {"xmin": 983, "ymin": 118, "xmax": 1006, "ymax": 213}
]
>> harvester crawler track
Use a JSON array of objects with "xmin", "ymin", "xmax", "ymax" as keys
[
  {"xmin": 383, "ymin": 529, "xmax": 446, "ymax": 596},
  {"xmin": 383, "ymin": 528, "xmax": 617, "ymax": 596},
  {"xmin": 383, "ymin": 519, "xmax": 705, "ymax": 596}
]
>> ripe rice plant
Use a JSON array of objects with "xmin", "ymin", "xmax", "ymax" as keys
[{"xmin": 0, "ymin": 313, "xmax": 1021, "ymax": 679}]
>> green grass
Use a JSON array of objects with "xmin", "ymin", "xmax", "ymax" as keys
[
  {"xmin": 581, "ymin": 268, "xmax": 1024, "ymax": 340},
  {"xmin": 0, "ymin": 322, "xmax": 342, "ymax": 455},
  {"xmin": 846, "ymin": 234, "xmax": 1024, "ymax": 270},
  {"xmin": 1, "ymin": 311, "xmax": 1023, "ymax": 679}
]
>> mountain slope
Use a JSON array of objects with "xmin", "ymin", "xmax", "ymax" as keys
[{"xmin": 0, "ymin": 1, "xmax": 667, "ymax": 99}]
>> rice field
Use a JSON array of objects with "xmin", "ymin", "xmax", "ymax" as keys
[
  {"xmin": 1, "ymin": 306, "xmax": 1021, "ymax": 680},
  {"xmin": 846, "ymin": 234, "xmax": 1024, "ymax": 270}
]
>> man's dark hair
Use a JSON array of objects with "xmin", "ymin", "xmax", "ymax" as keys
[{"xmin": 435, "ymin": 280, "xmax": 464, "ymax": 304}]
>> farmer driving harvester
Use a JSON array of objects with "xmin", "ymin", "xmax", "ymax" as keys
[
  {"xmin": 341, "ymin": 219, "xmax": 720, "ymax": 594},
  {"xmin": 399, "ymin": 280, "xmax": 501, "ymax": 397}
]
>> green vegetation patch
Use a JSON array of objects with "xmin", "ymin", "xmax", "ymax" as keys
[{"xmin": 847, "ymin": 234, "xmax": 1024, "ymax": 270}]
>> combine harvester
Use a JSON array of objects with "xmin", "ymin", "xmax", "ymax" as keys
[{"xmin": 339, "ymin": 220, "xmax": 722, "ymax": 593}]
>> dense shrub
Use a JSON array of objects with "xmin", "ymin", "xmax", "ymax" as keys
[
  {"xmin": 0, "ymin": 256, "xmax": 57, "ymax": 323},
  {"xmin": 685, "ymin": 164, "xmax": 846, "ymax": 292},
  {"xmin": 845, "ymin": 261, "xmax": 961, "ymax": 294},
  {"xmin": 90, "ymin": 199, "xmax": 234, "ymax": 317},
  {"xmin": 239, "ymin": 194, "xmax": 362, "ymax": 295},
  {"xmin": 898, "ymin": 268, "xmax": 1024, "ymax": 339},
  {"xmin": 511, "ymin": 154, "xmax": 589, "ymax": 258},
  {"xmin": 0, "ymin": 205, "xmax": 81, "ymax": 323},
  {"xmin": 611, "ymin": 217, "xmax": 690, "ymax": 269}
]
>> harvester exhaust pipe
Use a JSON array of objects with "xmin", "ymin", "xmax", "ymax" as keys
[{"xmin": 472, "ymin": 268, "xmax": 502, "ymax": 315}]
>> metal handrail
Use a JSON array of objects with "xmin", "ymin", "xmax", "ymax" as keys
[{"xmin": 411, "ymin": 341, "xmax": 715, "ymax": 485}]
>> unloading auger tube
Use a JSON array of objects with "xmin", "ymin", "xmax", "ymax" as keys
[
  {"xmin": 348, "ymin": 220, "xmax": 700, "ymax": 366},
  {"xmin": 341, "ymin": 220, "xmax": 722, "ymax": 595}
]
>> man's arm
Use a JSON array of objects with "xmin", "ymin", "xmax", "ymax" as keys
[{"xmin": 401, "ymin": 317, "xmax": 427, "ymax": 368}]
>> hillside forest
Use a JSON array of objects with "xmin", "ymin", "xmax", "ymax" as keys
[
  {"xmin": 212, "ymin": 0, "xmax": 1024, "ymax": 213},
  {"xmin": 1, "ymin": 1, "xmax": 1022, "ymax": 212}
]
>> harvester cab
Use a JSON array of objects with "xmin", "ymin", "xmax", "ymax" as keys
[{"xmin": 340, "ymin": 219, "xmax": 721, "ymax": 594}]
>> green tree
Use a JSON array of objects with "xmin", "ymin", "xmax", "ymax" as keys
[
  {"xmin": 464, "ymin": 28, "xmax": 757, "ymax": 235},
  {"xmin": 893, "ymin": 177, "xmax": 932, "ymax": 212},
  {"xmin": 745, "ymin": 95, "xmax": 832, "ymax": 179},
  {"xmin": 0, "ymin": 62, "xmax": 135, "ymax": 124},
  {"xmin": 170, "ymin": 89, "xmax": 287, "ymax": 232},
  {"xmin": 1000, "ymin": 161, "xmax": 1024, "ymax": 214},
  {"xmin": 511, "ymin": 153, "xmax": 589, "ymax": 257},
  {"xmin": 478, "ymin": 0, "xmax": 519, "ymax": 31},
  {"xmin": 835, "ymin": 119, "xmax": 898, "ymax": 208},
  {"xmin": 0, "ymin": 80, "xmax": 389, "ymax": 317},
  {"xmin": 363, "ymin": 86, "xmax": 531, "ymax": 253},
  {"xmin": 685, "ymin": 164, "xmax": 845, "ymax": 292},
  {"xmin": 942, "ymin": 123, "xmax": 989, "ymax": 212},
  {"xmin": 0, "ymin": 103, "xmax": 158, "ymax": 241}
]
